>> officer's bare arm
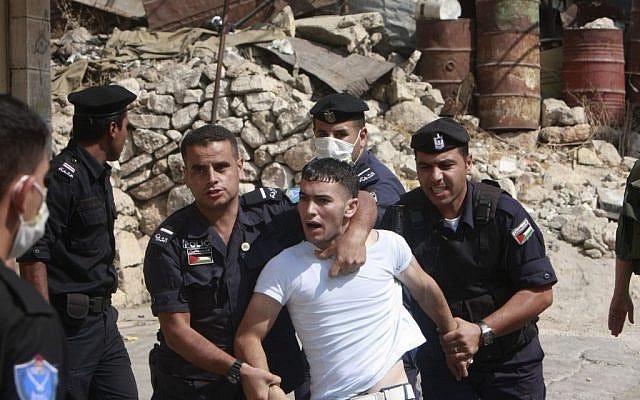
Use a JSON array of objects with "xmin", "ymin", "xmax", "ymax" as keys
[
  {"xmin": 317, "ymin": 189, "xmax": 377, "ymax": 276},
  {"xmin": 158, "ymin": 311, "xmax": 280, "ymax": 388},
  {"xmin": 482, "ymin": 285, "xmax": 553, "ymax": 338},
  {"xmin": 19, "ymin": 260, "xmax": 49, "ymax": 301},
  {"xmin": 608, "ymin": 257, "xmax": 635, "ymax": 336},
  {"xmin": 235, "ymin": 293, "xmax": 284, "ymax": 398},
  {"xmin": 442, "ymin": 285, "xmax": 553, "ymax": 354}
]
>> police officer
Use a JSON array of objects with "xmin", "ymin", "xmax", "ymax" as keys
[
  {"xmin": 384, "ymin": 117, "xmax": 557, "ymax": 399},
  {"xmin": 143, "ymin": 125, "xmax": 375, "ymax": 399},
  {"xmin": 18, "ymin": 85, "xmax": 138, "ymax": 399},
  {"xmin": 608, "ymin": 160, "xmax": 640, "ymax": 336},
  {"xmin": 310, "ymin": 93, "xmax": 405, "ymax": 227},
  {"xmin": 0, "ymin": 95, "xmax": 66, "ymax": 400}
]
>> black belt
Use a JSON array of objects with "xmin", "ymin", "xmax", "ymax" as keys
[
  {"xmin": 51, "ymin": 293, "xmax": 112, "ymax": 315},
  {"xmin": 88, "ymin": 295, "xmax": 111, "ymax": 313}
]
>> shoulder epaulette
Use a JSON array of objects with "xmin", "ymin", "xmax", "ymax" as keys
[
  {"xmin": 242, "ymin": 187, "xmax": 284, "ymax": 206},
  {"xmin": 152, "ymin": 225, "xmax": 176, "ymax": 246}
]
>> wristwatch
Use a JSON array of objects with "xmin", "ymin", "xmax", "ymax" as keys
[
  {"xmin": 476, "ymin": 320, "xmax": 495, "ymax": 346},
  {"xmin": 227, "ymin": 359, "xmax": 243, "ymax": 384}
]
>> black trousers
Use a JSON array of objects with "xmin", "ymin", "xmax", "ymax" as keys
[
  {"xmin": 150, "ymin": 357, "xmax": 242, "ymax": 400},
  {"xmin": 418, "ymin": 337, "xmax": 546, "ymax": 400},
  {"xmin": 61, "ymin": 306, "xmax": 138, "ymax": 400}
]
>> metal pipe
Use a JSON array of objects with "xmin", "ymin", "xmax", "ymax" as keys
[
  {"xmin": 233, "ymin": 0, "xmax": 275, "ymax": 30},
  {"xmin": 211, "ymin": 0, "xmax": 231, "ymax": 123}
]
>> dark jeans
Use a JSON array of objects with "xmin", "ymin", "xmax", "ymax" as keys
[
  {"xmin": 418, "ymin": 337, "xmax": 546, "ymax": 400},
  {"xmin": 61, "ymin": 306, "xmax": 137, "ymax": 400}
]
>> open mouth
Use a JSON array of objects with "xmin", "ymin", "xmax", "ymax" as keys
[
  {"xmin": 304, "ymin": 221, "xmax": 322, "ymax": 230},
  {"xmin": 431, "ymin": 186, "xmax": 447, "ymax": 194}
]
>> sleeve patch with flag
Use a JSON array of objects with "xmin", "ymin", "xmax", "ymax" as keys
[{"xmin": 511, "ymin": 218, "xmax": 534, "ymax": 245}]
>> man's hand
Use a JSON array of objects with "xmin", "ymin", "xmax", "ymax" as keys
[
  {"xmin": 439, "ymin": 317, "xmax": 480, "ymax": 361},
  {"xmin": 445, "ymin": 354, "xmax": 470, "ymax": 381},
  {"xmin": 240, "ymin": 363, "xmax": 281, "ymax": 400},
  {"xmin": 268, "ymin": 384, "xmax": 288, "ymax": 400},
  {"xmin": 608, "ymin": 291, "xmax": 635, "ymax": 336},
  {"xmin": 315, "ymin": 233, "xmax": 366, "ymax": 277}
]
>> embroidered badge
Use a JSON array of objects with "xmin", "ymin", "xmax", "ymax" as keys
[
  {"xmin": 358, "ymin": 167, "xmax": 376, "ymax": 184},
  {"xmin": 434, "ymin": 133, "xmax": 445, "ymax": 150},
  {"xmin": 511, "ymin": 218, "xmax": 534, "ymax": 245},
  {"xmin": 14, "ymin": 355, "xmax": 58, "ymax": 400},
  {"xmin": 260, "ymin": 187, "xmax": 278, "ymax": 200},
  {"xmin": 321, "ymin": 110, "xmax": 336, "ymax": 123},
  {"xmin": 187, "ymin": 247, "xmax": 213, "ymax": 266},
  {"xmin": 153, "ymin": 227, "xmax": 174, "ymax": 244}
]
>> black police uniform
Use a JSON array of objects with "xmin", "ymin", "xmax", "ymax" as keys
[
  {"xmin": 144, "ymin": 189, "xmax": 305, "ymax": 399},
  {"xmin": 17, "ymin": 85, "xmax": 138, "ymax": 400},
  {"xmin": 0, "ymin": 262, "xmax": 66, "ymax": 400},
  {"xmin": 384, "ymin": 117, "xmax": 557, "ymax": 399},
  {"xmin": 18, "ymin": 142, "xmax": 138, "ymax": 399},
  {"xmin": 356, "ymin": 150, "xmax": 405, "ymax": 228},
  {"xmin": 616, "ymin": 159, "xmax": 640, "ymax": 272}
]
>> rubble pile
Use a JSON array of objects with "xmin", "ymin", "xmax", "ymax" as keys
[{"xmin": 49, "ymin": 10, "xmax": 639, "ymax": 307}]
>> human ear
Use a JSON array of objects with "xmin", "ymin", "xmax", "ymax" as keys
[
  {"xmin": 344, "ymin": 198, "xmax": 358, "ymax": 219},
  {"xmin": 11, "ymin": 176, "xmax": 31, "ymax": 215}
]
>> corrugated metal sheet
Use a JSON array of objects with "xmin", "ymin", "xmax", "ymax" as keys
[
  {"xmin": 71, "ymin": 0, "xmax": 146, "ymax": 18},
  {"xmin": 142, "ymin": 0, "xmax": 277, "ymax": 31}
]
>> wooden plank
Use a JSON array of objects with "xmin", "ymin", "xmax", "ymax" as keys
[
  {"xmin": 0, "ymin": 0, "xmax": 6, "ymax": 93},
  {"xmin": 71, "ymin": 0, "xmax": 146, "ymax": 18},
  {"xmin": 142, "ymin": 0, "xmax": 276, "ymax": 31},
  {"xmin": 257, "ymin": 37, "xmax": 394, "ymax": 96}
]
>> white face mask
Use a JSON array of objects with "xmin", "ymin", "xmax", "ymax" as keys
[
  {"xmin": 9, "ymin": 179, "xmax": 49, "ymax": 259},
  {"xmin": 313, "ymin": 132, "xmax": 360, "ymax": 164}
]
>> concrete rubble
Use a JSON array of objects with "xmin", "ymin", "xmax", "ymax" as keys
[{"xmin": 49, "ymin": 10, "xmax": 640, "ymax": 308}]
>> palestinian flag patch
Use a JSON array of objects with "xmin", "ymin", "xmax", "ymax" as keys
[
  {"xmin": 187, "ymin": 248, "xmax": 213, "ymax": 266},
  {"xmin": 511, "ymin": 218, "xmax": 534, "ymax": 245}
]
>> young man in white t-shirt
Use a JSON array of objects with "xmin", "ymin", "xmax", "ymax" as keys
[{"xmin": 235, "ymin": 158, "xmax": 468, "ymax": 400}]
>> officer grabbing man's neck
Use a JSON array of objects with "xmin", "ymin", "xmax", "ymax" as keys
[
  {"xmin": 0, "ymin": 95, "xmax": 50, "ymax": 263},
  {"xmin": 68, "ymin": 85, "xmax": 136, "ymax": 164},
  {"xmin": 310, "ymin": 93, "xmax": 370, "ymax": 164},
  {"xmin": 410, "ymin": 117, "xmax": 473, "ymax": 219}
]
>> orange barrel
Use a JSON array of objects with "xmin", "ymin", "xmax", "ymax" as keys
[
  {"xmin": 475, "ymin": 0, "xmax": 541, "ymax": 130},
  {"xmin": 563, "ymin": 28, "xmax": 625, "ymax": 124},
  {"xmin": 416, "ymin": 18, "xmax": 473, "ymax": 106},
  {"xmin": 628, "ymin": 0, "xmax": 640, "ymax": 104}
]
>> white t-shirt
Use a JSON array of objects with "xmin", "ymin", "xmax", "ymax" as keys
[{"xmin": 255, "ymin": 230, "xmax": 426, "ymax": 400}]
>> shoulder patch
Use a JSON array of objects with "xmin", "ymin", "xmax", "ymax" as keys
[
  {"xmin": 55, "ymin": 161, "xmax": 77, "ymax": 182},
  {"xmin": 243, "ymin": 187, "xmax": 283, "ymax": 206},
  {"xmin": 153, "ymin": 227, "xmax": 175, "ymax": 245},
  {"xmin": 358, "ymin": 167, "xmax": 378, "ymax": 185},
  {"xmin": 285, "ymin": 187, "xmax": 300, "ymax": 204},
  {"xmin": 511, "ymin": 218, "xmax": 534, "ymax": 245},
  {"xmin": 14, "ymin": 355, "xmax": 58, "ymax": 400}
]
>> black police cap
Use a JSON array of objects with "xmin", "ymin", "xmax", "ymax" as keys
[
  {"xmin": 309, "ymin": 93, "xmax": 369, "ymax": 124},
  {"xmin": 411, "ymin": 117, "xmax": 470, "ymax": 153},
  {"xmin": 68, "ymin": 85, "xmax": 136, "ymax": 118}
]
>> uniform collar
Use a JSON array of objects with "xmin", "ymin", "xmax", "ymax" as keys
[
  {"xmin": 354, "ymin": 149, "xmax": 372, "ymax": 171},
  {"xmin": 185, "ymin": 201, "xmax": 256, "ymax": 238},
  {"xmin": 69, "ymin": 140, "xmax": 110, "ymax": 181},
  {"xmin": 419, "ymin": 180, "xmax": 475, "ymax": 229}
]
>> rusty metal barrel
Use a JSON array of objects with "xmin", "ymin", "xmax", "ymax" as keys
[
  {"xmin": 475, "ymin": 0, "xmax": 541, "ymax": 130},
  {"xmin": 628, "ymin": 0, "xmax": 640, "ymax": 104},
  {"xmin": 563, "ymin": 28, "xmax": 625, "ymax": 123},
  {"xmin": 416, "ymin": 18, "xmax": 473, "ymax": 107}
]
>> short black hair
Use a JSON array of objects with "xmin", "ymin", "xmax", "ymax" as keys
[
  {"xmin": 180, "ymin": 124, "xmax": 239, "ymax": 161},
  {"xmin": 0, "ymin": 95, "xmax": 50, "ymax": 194},
  {"xmin": 71, "ymin": 112, "xmax": 126, "ymax": 143},
  {"xmin": 301, "ymin": 158, "xmax": 359, "ymax": 198}
]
